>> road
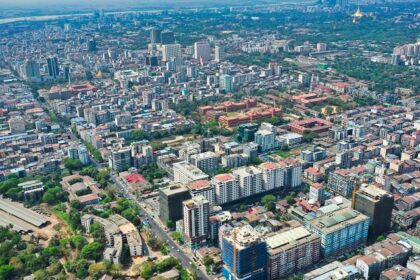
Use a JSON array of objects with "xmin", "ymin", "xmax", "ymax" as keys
[{"xmin": 111, "ymin": 175, "xmax": 209, "ymax": 280}]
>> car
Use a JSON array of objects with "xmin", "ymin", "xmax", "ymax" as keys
[
  {"xmin": 171, "ymin": 246, "xmax": 174, "ymax": 249},
  {"xmin": 177, "ymin": 249, "xmax": 180, "ymax": 252}
]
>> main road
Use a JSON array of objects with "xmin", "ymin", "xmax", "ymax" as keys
[{"xmin": 110, "ymin": 175, "xmax": 209, "ymax": 280}]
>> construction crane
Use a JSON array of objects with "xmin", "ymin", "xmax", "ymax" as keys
[{"xmin": 233, "ymin": 228, "xmax": 237, "ymax": 279}]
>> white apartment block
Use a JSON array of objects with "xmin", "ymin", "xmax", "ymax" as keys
[
  {"xmin": 183, "ymin": 195, "xmax": 210, "ymax": 249},
  {"xmin": 194, "ymin": 41, "xmax": 211, "ymax": 61},
  {"xmin": 187, "ymin": 180, "xmax": 216, "ymax": 205},
  {"xmin": 190, "ymin": 151, "xmax": 219, "ymax": 174},
  {"xmin": 259, "ymin": 162, "xmax": 285, "ymax": 191},
  {"xmin": 279, "ymin": 158, "xmax": 302, "ymax": 188},
  {"xmin": 173, "ymin": 161, "xmax": 209, "ymax": 184},
  {"xmin": 162, "ymin": 44, "xmax": 182, "ymax": 61},
  {"xmin": 233, "ymin": 166, "xmax": 263, "ymax": 197},
  {"xmin": 211, "ymin": 173, "xmax": 239, "ymax": 205}
]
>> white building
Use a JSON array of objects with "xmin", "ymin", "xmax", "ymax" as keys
[
  {"xmin": 279, "ymin": 158, "xmax": 302, "ymax": 188},
  {"xmin": 255, "ymin": 129, "xmax": 276, "ymax": 152},
  {"xmin": 233, "ymin": 166, "xmax": 263, "ymax": 197},
  {"xmin": 187, "ymin": 180, "xmax": 216, "ymax": 205},
  {"xmin": 260, "ymin": 162, "xmax": 285, "ymax": 191},
  {"xmin": 78, "ymin": 144, "xmax": 90, "ymax": 165},
  {"xmin": 219, "ymin": 74, "xmax": 234, "ymax": 93},
  {"xmin": 183, "ymin": 195, "xmax": 210, "ymax": 249},
  {"xmin": 162, "ymin": 44, "xmax": 182, "ymax": 62},
  {"xmin": 194, "ymin": 41, "xmax": 211, "ymax": 62},
  {"xmin": 190, "ymin": 151, "xmax": 219, "ymax": 174},
  {"xmin": 215, "ymin": 45, "xmax": 225, "ymax": 62},
  {"xmin": 173, "ymin": 161, "xmax": 209, "ymax": 184},
  {"xmin": 212, "ymin": 173, "xmax": 239, "ymax": 205}
]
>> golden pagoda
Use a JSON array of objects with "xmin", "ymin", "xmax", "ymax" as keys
[
  {"xmin": 96, "ymin": 70, "xmax": 103, "ymax": 78},
  {"xmin": 352, "ymin": 7, "xmax": 363, "ymax": 23}
]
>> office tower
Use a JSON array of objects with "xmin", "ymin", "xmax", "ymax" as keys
[
  {"xmin": 78, "ymin": 144, "xmax": 90, "ymax": 165},
  {"xmin": 189, "ymin": 151, "xmax": 219, "ymax": 174},
  {"xmin": 354, "ymin": 185, "xmax": 394, "ymax": 240},
  {"xmin": 8, "ymin": 116, "xmax": 26, "ymax": 134},
  {"xmin": 265, "ymin": 226, "xmax": 321, "ymax": 279},
  {"xmin": 23, "ymin": 60, "xmax": 40, "ymax": 79},
  {"xmin": 145, "ymin": 55, "xmax": 158, "ymax": 66},
  {"xmin": 237, "ymin": 123, "xmax": 259, "ymax": 143},
  {"xmin": 160, "ymin": 30, "xmax": 175, "ymax": 44},
  {"xmin": 88, "ymin": 39, "xmax": 97, "ymax": 51},
  {"xmin": 316, "ymin": 43, "xmax": 327, "ymax": 52},
  {"xmin": 150, "ymin": 28, "xmax": 162, "ymax": 44},
  {"xmin": 212, "ymin": 173, "xmax": 239, "ymax": 205},
  {"xmin": 222, "ymin": 225, "xmax": 267, "ymax": 280},
  {"xmin": 194, "ymin": 41, "xmax": 211, "ymax": 62},
  {"xmin": 108, "ymin": 148, "xmax": 131, "ymax": 172},
  {"xmin": 278, "ymin": 158, "xmax": 302, "ymax": 188},
  {"xmin": 327, "ymin": 165, "xmax": 367, "ymax": 198},
  {"xmin": 233, "ymin": 166, "xmax": 263, "ymax": 197},
  {"xmin": 162, "ymin": 44, "xmax": 182, "ymax": 62},
  {"xmin": 183, "ymin": 196, "xmax": 210, "ymax": 249},
  {"xmin": 187, "ymin": 180, "xmax": 216, "ymax": 205},
  {"xmin": 47, "ymin": 56, "xmax": 60, "ymax": 78},
  {"xmin": 305, "ymin": 208, "xmax": 369, "ymax": 257},
  {"xmin": 173, "ymin": 161, "xmax": 209, "ymax": 184},
  {"xmin": 64, "ymin": 65, "xmax": 70, "ymax": 82},
  {"xmin": 215, "ymin": 45, "xmax": 225, "ymax": 62},
  {"xmin": 219, "ymin": 74, "xmax": 234, "ymax": 93},
  {"xmin": 159, "ymin": 184, "xmax": 191, "ymax": 224},
  {"xmin": 259, "ymin": 162, "xmax": 284, "ymax": 191}
]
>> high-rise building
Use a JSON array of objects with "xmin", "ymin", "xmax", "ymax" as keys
[
  {"xmin": 305, "ymin": 208, "xmax": 369, "ymax": 257},
  {"xmin": 254, "ymin": 129, "xmax": 276, "ymax": 152},
  {"xmin": 159, "ymin": 184, "xmax": 191, "ymax": 224},
  {"xmin": 173, "ymin": 161, "xmax": 209, "ymax": 184},
  {"xmin": 145, "ymin": 55, "xmax": 158, "ymax": 66},
  {"xmin": 259, "ymin": 162, "xmax": 285, "ymax": 191},
  {"xmin": 108, "ymin": 148, "xmax": 131, "ymax": 172},
  {"xmin": 8, "ymin": 116, "xmax": 26, "ymax": 134},
  {"xmin": 47, "ymin": 56, "xmax": 60, "ymax": 78},
  {"xmin": 278, "ymin": 158, "xmax": 302, "ymax": 188},
  {"xmin": 212, "ymin": 173, "xmax": 239, "ymax": 205},
  {"xmin": 150, "ymin": 28, "xmax": 162, "ymax": 44},
  {"xmin": 67, "ymin": 146, "xmax": 79, "ymax": 160},
  {"xmin": 265, "ymin": 225, "xmax": 321, "ymax": 279},
  {"xmin": 215, "ymin": 45, "xmax": 225, "ymax": 62},
  {"xmin": 222, "ymin": 225, "xmax": 267, "ymax": 280},
  {"xmin": 187, "ymin": 180, "xmax": 216, "ymax": 205},
  {"xmin": 162, "ymin": 44, "xmax": 182, "ymax": 62},
  {"xmin": 88, "ymin": 39, "xmax": 97, "ymax": 51},
  {"xmin": 183, "ymin": 195, "xmax": 210, "ymax": 249},
  {"xmin": 316, "ymin": 43, "xmax": 327, "ymax": 52},
  {"xmin": 78, "ymin": 144, "xmax": 90, "ymax": 165},
  {"xmin": 233, "ymin": 166, "xmax": 263, "ymax": 197},
  {"xmin": 219, "ymin": 74, "xmax": 234, "ymax": 93},
  {"xmin": 23, "ymin": 60, "xmax": 40, "ymax": 79},
  {"xmin": 194, "ymin": 41, "xmax": 211, "ymax": 62},
  {"xmin": 160, "ymin": 30, "xmax": 175, "ymax": 44},
  {"xmin": 309, "ymin": 183, "xmax": 325, "ymax": 204},
  {"xmin": 354, "ymin": 185, "xmax": 394, "ymax": 240},
  {"xmin": 189, "ymin": 151, "xmax": 219, "ymax": 174}
]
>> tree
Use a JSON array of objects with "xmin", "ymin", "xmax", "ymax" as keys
[
  {"xmin": 88, "ymin": 262, "xmax": 107, "ymax": 279},
  {"xmin": 80, "ymin": 242, "xmax": 104, "ymax": 261},
  {"xmin": 261, "ymin": 194, "xmax": 276, "ymax": 211},
  {"xmin": 0, "ymin": 264, "xmax": 14, "ymax": 280},
  {"xmin": 166, "ymin": 220, "xmax": 174, "ymax": 229},
  {"xmin": 70, "ymin": 235, "xmax": 87, "ymax": 250},
  {"xmin": 303, "ymin": 187, "xmax": 310, "ymax": 194},
  {"xmin": 63, "ymin": 158, "xmax": 84, "ymax": 171},
  {"xmin": 302, "ymin": 130, "xmax": 315, "ymax": 142},
  {"xmin": 170, "ymin": 231, "xmax": 183, "ymax": 244}
]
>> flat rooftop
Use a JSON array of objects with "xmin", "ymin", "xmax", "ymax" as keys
[{"xmin": 0, "ymin": 198, "xmax": 48, "ymax": 228}]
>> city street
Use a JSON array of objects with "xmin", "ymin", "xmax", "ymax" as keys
[{"xmin": 111, "ymin": 174, "xmax": 209, "ymax": 279}]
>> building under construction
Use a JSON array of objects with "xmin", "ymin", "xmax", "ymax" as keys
[{"xmin": 221, "ymin": 225, "xmax": 267, "ymax": 280}]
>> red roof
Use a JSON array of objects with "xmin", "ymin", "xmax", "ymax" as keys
[
  {"xmin": 125, "ymin": 173, "xmax": 145, "ymax": 183},
  {"xmin": 188, "ymin": 180, "xmax": 210, "ymax": 190}
]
